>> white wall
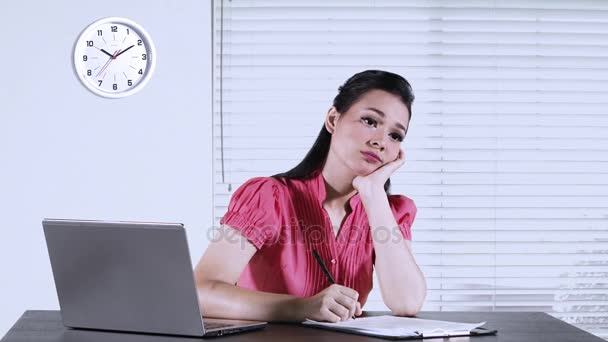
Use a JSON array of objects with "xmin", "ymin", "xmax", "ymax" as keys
[{"xmin": 0, "ymin": 1, "xmax": 213, "ymax": 336}]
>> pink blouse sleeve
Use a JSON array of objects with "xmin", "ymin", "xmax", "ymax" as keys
[
  {"xmin": 219, "ymin": 177, "xmax": 284, "ymax": 249},
  {"xmin": 388, "ymin": 195, "xmax": 417, "ymax": 241}
]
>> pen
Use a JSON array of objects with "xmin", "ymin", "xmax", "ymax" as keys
[{"xmin": 312, "ymin": 249, "xmax": 356, "ymax": 320}]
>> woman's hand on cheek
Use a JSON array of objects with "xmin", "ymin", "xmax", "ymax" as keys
[{"xmin": 352, "ymin": 149, "xmax": 405, "ymax": 196}]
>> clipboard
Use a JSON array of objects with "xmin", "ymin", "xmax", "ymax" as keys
[{"xmin": 302, "ymin": 322, "xmax": 497, "ymax": 340}]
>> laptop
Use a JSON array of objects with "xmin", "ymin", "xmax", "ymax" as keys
[{"xmin": 42, "ymin": 218, "xmax": 267, "ymax": 337}]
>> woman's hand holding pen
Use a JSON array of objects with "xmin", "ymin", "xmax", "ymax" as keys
[{"xmin": 296, "ymin": 284, "xmax": 362, "ymax": 322}]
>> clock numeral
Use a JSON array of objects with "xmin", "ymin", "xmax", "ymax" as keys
[
  {"xmin": 113, "ymin": 84, "xmax": 118, "ymax": 90},
  {"xmin": 126, "ymin": 28, "xmax": 130, "ymax": 35},
  {"xmin": 87, "ymin": 70, "xmax": 92, "ymax": 76},
  {"xmin": 111, "ymin": 25, "xmax": 118, "ymax": 32},
  {"xmin": 137, "ymin": 39, "xmax": 142, "ymax": 46},
  {"xmin": 97, "ymin": 30, "xmax": 103, "ymax": 36},
  {"xmin": 142, "ymin": 54, "xmax": 147, "ymax": 60},
  {"xmin": 83, "ymin": 55, "xmax": 88, "ymax": 61},
  {"xmin": 98, "ymin": 80, "xmax": 103, "ymax": 86},
  {"xmin": 138, "ymin": 69, "xmax": 143, "ymax": 75},
  {"xmin": 86, "ymin": 40, "xmax": 93, "ymax": 47},
  {"xmin": 128, "ymin": 80, "xmax": 133, "ymax": 86}
]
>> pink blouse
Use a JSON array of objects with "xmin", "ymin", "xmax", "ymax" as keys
[{"xmin": 219, "ymin": 170, "xmax": 417, "ymax": 306}]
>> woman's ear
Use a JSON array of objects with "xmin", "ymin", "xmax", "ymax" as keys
[{"xmin": 325, "ymin": 107, "xmax": 340, "ymax": 134}]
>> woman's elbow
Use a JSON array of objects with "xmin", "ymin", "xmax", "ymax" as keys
[
  {"xmin": 388, "ymin": 302, "xmax": 422, "ymax": 317},
  {"xmin": 391, "ymin": 307, "xmax": 420, "ymax": 317},
  {"xmin": 387, "ymin": 291, "xmax": 426, "ymax": 317},
  {"xmin": 196, "ymin": 277, "xmax": 223, "ymax": 295}
]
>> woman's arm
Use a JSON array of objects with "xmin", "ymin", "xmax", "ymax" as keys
[
  {"xmin": 194, "ymin": 225, "xmax": 361, "ymax": 322},
  {"xmin": 360, "ymin": 190, "xmax": 427, "ymax": 316},
  {"xmin": 194, "ymin": 227, "xmax": 299, "ymax": 322}
]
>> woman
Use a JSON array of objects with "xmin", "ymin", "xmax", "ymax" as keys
[{"xmin": 195, "ymin": 70, "xmax": 427, "ymax": 323}]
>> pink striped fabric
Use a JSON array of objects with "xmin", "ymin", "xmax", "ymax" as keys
[{"xmin": 219, "ymin": 170, "xmax": 416, "ymax": 306}]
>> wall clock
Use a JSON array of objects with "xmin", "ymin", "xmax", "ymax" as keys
[{"xmin": 73, "ymin": 17, "xmax": 156, "ymax": 98}]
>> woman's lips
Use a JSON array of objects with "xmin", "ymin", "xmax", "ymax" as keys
[{"xmin": 361, "ymin": 151, "xmax": 382, "ymax": 163}]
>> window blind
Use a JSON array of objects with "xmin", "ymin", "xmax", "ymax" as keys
[{"xmin": 212, "ymin": 1, "xmax": 608, "ymax": 338}]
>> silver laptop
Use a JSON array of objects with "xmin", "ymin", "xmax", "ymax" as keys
[{"xmin": 42, "ymin": 218, "xmax": 267, "ymax": 337}]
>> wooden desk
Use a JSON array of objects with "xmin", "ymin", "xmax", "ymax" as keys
[{"xmin": 2, "ymin": 310, "xmax": 604, "ymax": 341}]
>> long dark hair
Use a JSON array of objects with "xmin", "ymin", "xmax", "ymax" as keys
[{"xmin": 272, "ymin": 70, "xmax": 415, "ymax": 194}]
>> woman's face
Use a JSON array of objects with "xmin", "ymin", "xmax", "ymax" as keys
[{"xmin": 326, "ymin": 89, "xmax": 410, "ymax": 176}]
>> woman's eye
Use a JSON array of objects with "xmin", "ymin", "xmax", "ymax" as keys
[
  {"xmin": 362, "ymin": 117, "xmax": 376, "ymax": 127},
  {"xmin": 390, "ymin": 133, "xmax": 404, "ymax": 142}
]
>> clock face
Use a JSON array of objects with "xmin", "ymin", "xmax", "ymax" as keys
[{"xmin": 74, "ymin": 17, "xmax": 156, "ymax": 98}]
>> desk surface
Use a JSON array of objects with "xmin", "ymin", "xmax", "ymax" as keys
[{"xmin": 2, "ymin": 310, "xmax": 604, "ymax": 342}]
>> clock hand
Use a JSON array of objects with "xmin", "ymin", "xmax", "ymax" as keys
[
  {"xmin": 95, "ymin": 49, "xmax": 121, "ymax": 78},
  {"xmin": 99, "ymin": 48, "xmax": 114, "ymax": 58},
  {"xmin": 114, "ymin": 45, "xmax": 135, "ymax": 58}
]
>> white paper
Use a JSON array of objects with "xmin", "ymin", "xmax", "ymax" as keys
[{"xmin": 303, "ymin": 315, "xmax": 487, "ymax": 337}]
